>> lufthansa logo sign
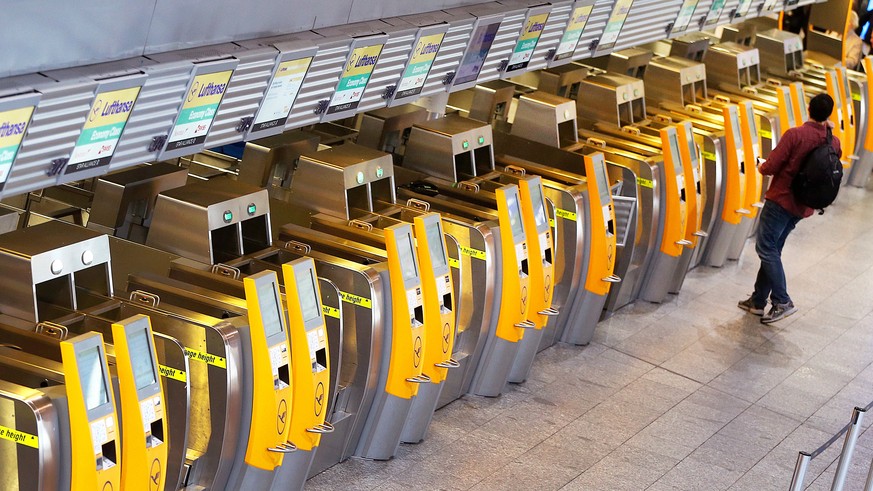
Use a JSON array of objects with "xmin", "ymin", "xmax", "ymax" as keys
[
  {"xmin": 442, "ymin": 322, "xmax": 451, "ymax": 353},
  {"xmin": 413, "ymin": 336, "xmax": 423, "ymax": 368},
  {"xmin": 314, "ymin": 381, "xmax": 325, "ymax": 417},
  {"xmin": 149, "ymin": 458, "xmax": 162, "ymax": 491},
  {"xmin": 520, "ymin": 285, "xmax": 528, "ymax": 314},
  {"xmin": 277, "ymin": 399, "xmax": 288, "ymax": 434},
  {"xmin": 188, "ymin": 81, "xmax": 200, "ymax": 103}
]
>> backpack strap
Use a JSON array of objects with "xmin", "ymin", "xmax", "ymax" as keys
[{"xmin": 826, "ymin": 125, "xmax": 833, "ymax": 145}]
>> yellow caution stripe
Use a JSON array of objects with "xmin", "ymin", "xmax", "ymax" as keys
[
  {"xmin": 448, "ymin": 257, "xmax": 460, "ymax": 269},
  {"xmin": 340, "ymin": 290, "xmax": 372, "ymax": 309},
  {"xmin": 636, "ymin": 177, "xmax": 654, "ymax": 189},
  {"xmin": 159, "ymin": 364, "xmax": 188, "ymax": 383},
  {"xmin": 322, "ymin": 305, "xmax": 341, "ymax": 319},
  {"xmin": 701, "ymin": 150, "xmax": 716, "ymax": 162},
  {"xmin": 760, "ymin": 129, "xmax": 773, "ymax": 140},
  {"xmin": 555, "ymin": 208, "xmax": 577, "ymax": 221},
  {"xmin": 458, "ymin": 245, "xmax": 487, "ymax": 260},
  {"xmin": 184, "ymin": 348, "xmax": 227, "ymax": 369},
  {"xmin": 853, "ymin": 93, "xmax": 861, "ymax": 102},
  {"xmin": 0, "ymin": 424, "xmax": 38, "ymax": 449}
]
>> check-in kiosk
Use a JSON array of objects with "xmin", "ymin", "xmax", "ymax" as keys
[
  {"xmin": 225, "ymin": 270, "xmax": 294, "ymax": 489},
  {"xmin": 401, "ymin": 118, "xmax": 537, "ymax": 395},
  {"xmin": 726, "ymin": 100, "xmax": 763, "ymax": 261},
  {"xmin": 110, "ymin": 315, "xmax": 169, "ymax": 491},
  {"xmin": 0, "ymin": 333, "xmax": 121, "ymax": 491},
  {"xmin": 61, "ymin": 333, "xmax": 122, "ymax": 490},
  {"xmin": 851, "ymin": 56, "xmax": 873, "ymax": 187},
  {"xmin": 271, "ymin": 258, "xmax": 332, "ymax": 491}
]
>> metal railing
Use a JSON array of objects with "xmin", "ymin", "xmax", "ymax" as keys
[{"xmin": 790, "ymin": 401, "xmax": 873, "ymax": 490}]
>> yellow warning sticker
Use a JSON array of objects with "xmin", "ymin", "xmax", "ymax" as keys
[
  {"xmin": 555, "ymin": 208, "xmax": 577, "ymax": 221},
  {"xmin": 853, "ymin": 93, "xmax": 861, "ymax": 102},
  {"xmin": 340, "ymin": 290, "xmax": 372, "ymax": 309},
  {"xmin": 549, "ymin": 218, "xmax": 556, "ymax": 228},
  {"xmin": 322, "ymin": 305, "xmax": 341, "ymax": 319},
  {"xmin": 159, "ymin": 364, "xmax": 188, "ymax": 383},
  {"xmin": 760, "ymin": 129, "xmax": 773, "ymax": 139},
  {"xmin": 701, "ymin": 151, "xmax": 716, "ymax": 162},
  {"xmin": 184, "ymin": 348, "xmax": 227, "ymax": 369},
  {"xmin": 459, "ymin": 245, "xmax": 487, "ymax": 260},
  {"xmin": 0, "ymin": 424, "xmax": 38, "ymax": 449},
  {"xmin": 448, "ymin": 257, "xmax": 460, "ymax": 269},
  {"xmin": 637, "ymin": 177, "xmax": 654, "ymax": 189}
]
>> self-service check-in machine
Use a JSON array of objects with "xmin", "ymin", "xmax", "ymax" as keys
[
  {"xmin": 0, "ymin": 333, "xmax": 120, "ymax": 491},
  {"xmin": 281, "ymin": 144, "xmax": 432, "ymax": 459},
  {"xmin": 400, "ymin": 117, "xmax": 539, "ymax": 395},
  {"xmin": 298, "ymin": 210, "xmax": 457, "ymax": 444},
  {"xmin": 852, "ymin": 56, "xmax": 873, "ymax": 187},
  {"xmin": 725, "ymin": 100, "xmax": 763, "ymax": 260},
  {"xmin": 571, "ymin": 73, "xmax": 689, "ymax": 305}
]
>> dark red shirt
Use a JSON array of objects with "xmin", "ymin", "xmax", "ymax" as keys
[{"xmin": 759, "ymin": 121, "xmax": 842, "ymax": 218}]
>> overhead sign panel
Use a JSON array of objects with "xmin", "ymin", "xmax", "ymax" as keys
[
  {"xmin": 247, "ymin": 45, "xmax": 317, "ymax": 140},
  {"xmin": 506, "ymin": 11, "xmax": 551, "ymax": 73},
  {"xmin": 160, "ymin": 58, "xmax": 238, "ymax": 160},
  {"xmin": 392, "ymin": 27, "xmax": 447, "ymax": 103},
  {"xmin": 326, "ymin": 41, "xmax": 385, "ymax": 116},
  {"xmin": 597, "ymin": 0, "xmax": 635, "ymax": 53},
  {"xmin": 670, "ymin": 0, "xmax": 701, "ymax": 35},
  {"xmin": 65, "ymin": 85, "xmax": 141, "ymax": 176},
  {"xmin": 0, "ymin": 92, "xmax": 39, "ymax": 192},
  {"xmin": 451, "ymin": 15, "xmax": 503, "ymax": 91},
  {"xmin": 552, "ymin": 1, "xmax": 596, "ymax": 63},
  {"xmin": 704, "ymin": 0, "xmax": 727, "ymax": 26}
]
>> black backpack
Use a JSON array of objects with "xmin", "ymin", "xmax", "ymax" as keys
[{"xmin": 791, "ymin": 126, "xmax": 842, "ymax": 214}]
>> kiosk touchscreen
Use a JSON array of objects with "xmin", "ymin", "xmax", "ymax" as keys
[
  {"xmin": 282, "ymin": 258, "xmax": 332, "ymax": 452},
  {"xmin": 110, "ymin": 315, "xmax": 168, "ymax": 491},
  {"xmin": 272, "ymin": 257, "xmax": 332, "ymax": 491},
  {"xmin": 227, "ymin": 270, "xmax": 294, "ymax": 488},
  {"xmin": 59, "ymin": 332, "xmax": 121, "ymax": 491},
  {"xmin": 384, "ymin": 223, "xmax": 428, "ymax": 399},
  {"xmin": 790, "ymin": 82, "xmax": 809, "ymax": 128}
]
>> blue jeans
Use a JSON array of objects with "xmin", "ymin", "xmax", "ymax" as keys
[{"xmin": 751, "ymin": 200, "xmax": 801, "ymax": 306}]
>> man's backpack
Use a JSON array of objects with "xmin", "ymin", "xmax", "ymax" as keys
[{"xmin": 791, "ymin": 126, "xmax": 843, "ymax": 214}]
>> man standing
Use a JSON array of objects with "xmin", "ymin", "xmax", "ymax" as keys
[{"xmin": 738, "ymin": 94, "xmax": 842, "ymax": 324}]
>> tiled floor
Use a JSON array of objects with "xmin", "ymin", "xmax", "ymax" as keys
[{"xmin": 307, "ymin": 184, "xmax": 873, "ymax": 490}]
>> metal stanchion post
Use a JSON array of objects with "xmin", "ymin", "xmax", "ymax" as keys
[
  {"xmin": 832, "ymin": 407, "xmax": 867, "ymax": 491},
  {"xmin": 790, "ymin": 452, "xmax": 812, "ymax": 491}
]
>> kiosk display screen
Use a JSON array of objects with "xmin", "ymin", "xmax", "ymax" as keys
[
  {"xmin": 252, "ymin": 56, "xmax": 313, "ymax": 132},
  {"xmin": 128, "ymin": 327, "xmax": 157, "ymax": 390},
  {"xmin": 745, "ymin": 105, "xmax": 759, "ymax": 142},
  {"xmin": 80, "ymin": 346, "xmax": 109, "ymax": 411},
  {"xmin": 296, "ymin": 269, "xmax": 322, "ymax": 323},
  {"xmin": 785, "ymin": 94, "xmax": 796, "ymax": 127},
  {"xmin": 507, "ymin": 193, "xmax": 525, "ymax": 238},
  {"xmin": 685, "ymin": 127, "xmax": 699, "ymax": 169},
  {"xmin": 454, "ymin": 21, "xmax": 501, "ymax": 86},
  {"xmin": 398, "ymin": 234, "xmax": 419, "ymax": 282},
  {"xmin": 258, "ymin": 282, "xmax": 285, "ymax": 338},
  {"xmin": 396, "ymin": 32, "xmax": 445, "ymax": 100},
  {"xmin": 166, "ymin": 70, "xmax": 233, "ymax": 152},
  {"xmin": 669, "ymin": 133, "xmax": 684, "ymax": 177},
  {"xmin": 795, "ymin": 85, "xmax": 809, "ymax": 122},
  {"xmin": 426, "ymin": 222, "xmax": 448, "ymax": 270},
  {"xmin": 594, "ymin": 159, "xmax": 611, "ymax": 205},
  {"xmin": 529, "ymin": 182, "xmax": 548, "ymax": 228}
]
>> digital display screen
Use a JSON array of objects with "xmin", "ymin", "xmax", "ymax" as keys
[
  {"xmin": 671, "ymin": 0, "xmax": 700, "ymax": 34},
  {"xmin": 507, "ymin": 193, "xmax": 525, "ymax": 238},
  {"xmin": 685, "ymin": 126, "xmax": 699, "ymax": 169},
  {"xmin": 296, "ymin": 269, "xmax": 322, "ymax": 323},
  {"xmin": 258, "ymin": 282, "xmax": 285, "ymax": 338},
  {"xmin": 397, "ymin": 233, "xmax": 419, "ymax": 282},
  {"xmin": 554, "ymin": 5, "xmax": 594, "ymax": 61},
  {"xmin": 79, "ymin": 346, "xmax": 109, "ymax": 411},
  {"xmin": 785, "ymin": 92, "xmax": 796, "ymax": 127},
  {"xmin": 705, "ymin": 0, "xmax": 726, "ymax": 25},
  {"xmin": 454, "ymin": 21, "xmax": 501, "ymax": 86},
  {"xmin": 128, "ymin": 327, "xmax": 157, "ymax": 390},
  {"xmin": 396, "ymin": 32, "xmax": 445, "ymax": 100},
  {"xmin": 794, "ymin": 85, "xmax": 809, "ymax": 122},
  {"xmin": 730, "ymin": 112, "xmax": 743, "ymax": 148},
  {"xmin": 529, "ymin": 182, "xmax": 548, "ymax": 228},
  {"xmin": 166, "ymin": 70, "xmax": 233, "ymax": 152},
  {"xmin": 668, "ymin": 133, "xmax": 684, "ymax": 176},
  {"xmin": 252, "ymin": 56, "xmax": 313, "ymax": 132},
  {"xmin": 593, "ymin": 158, "xmax": 612, "ymax": 206},
  {"xmin": 745, "ymin": 105, "xmax": 759, "ymax": 142},
  {"xmin": 425, "ymin": 222, "xmax": 448, "ymax": 270}
]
